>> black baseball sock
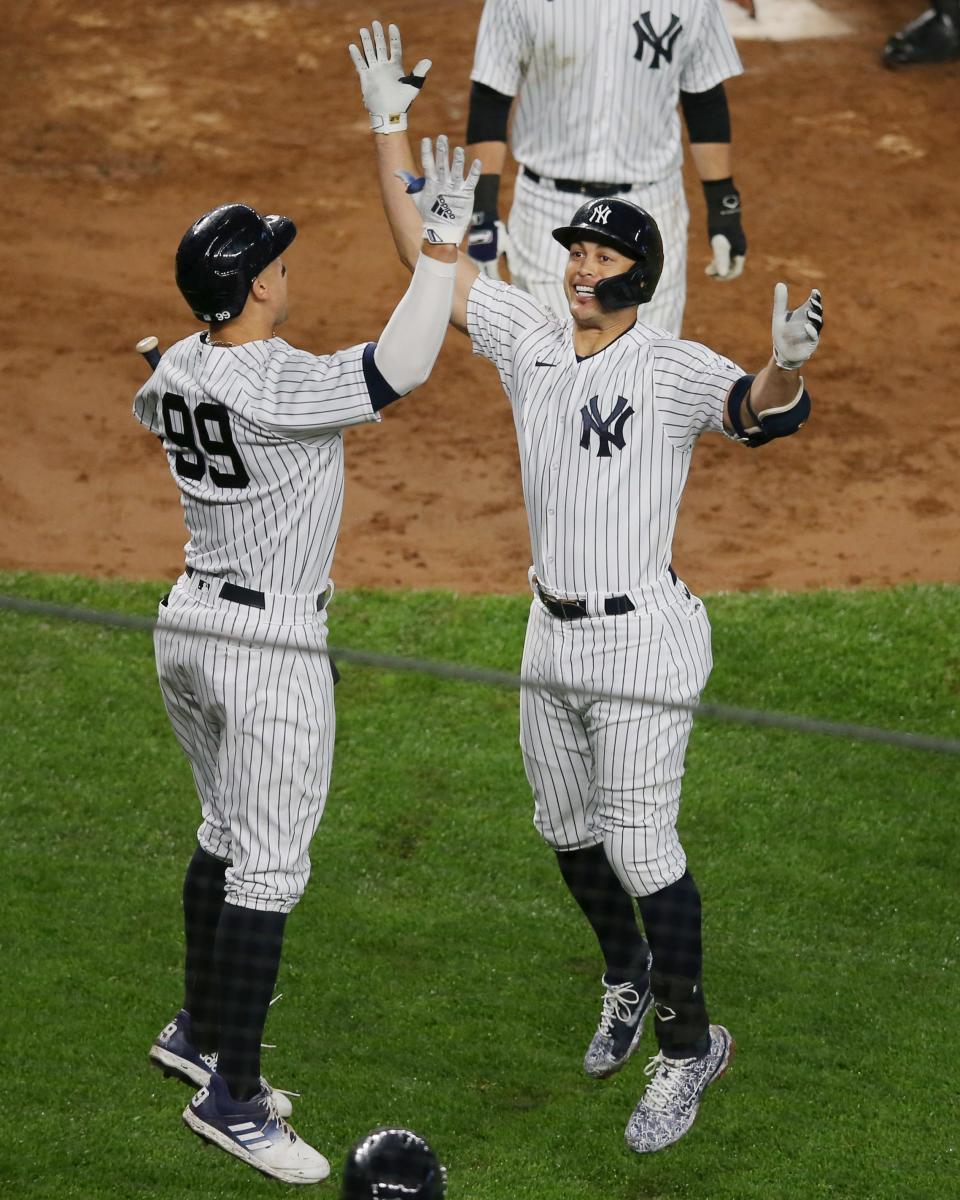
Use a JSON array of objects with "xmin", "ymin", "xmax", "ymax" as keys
[
  {"xmin": 637, "ymin": 870, "xmax": 710, "ymax": 1058},
  {"xmin": 214, "ymin": 903, "xmax": 287, "ymax": 1103},
  {"xmin": 182, "ymin": 846, "xmax": 228, "ymax": 1053},
  {"xmin": 555, "ymin": 844, "xmax": 650, "ymax": 982}
]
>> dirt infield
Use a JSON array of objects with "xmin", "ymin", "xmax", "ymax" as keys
[{"xmin": 4, "ymin": 0, "xmax": 958, "ymax": 594}]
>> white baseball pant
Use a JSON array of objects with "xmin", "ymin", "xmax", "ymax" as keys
[
  {"xmin": 519, "ymin": 576, "xmax": 712, "ymax": 898},
  {"xmin": 154, "ymin": 572, "xmax": 336, "ymax": 914}
]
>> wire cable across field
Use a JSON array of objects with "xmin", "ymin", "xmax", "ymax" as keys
[{"xmin": 1, "ymin": 591, "xmax": 957, "ymax": 757}]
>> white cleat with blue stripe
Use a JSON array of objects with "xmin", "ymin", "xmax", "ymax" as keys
[{"xmin": 182, "ymin": 1072, "xmax": 330, "ymax": 1186}]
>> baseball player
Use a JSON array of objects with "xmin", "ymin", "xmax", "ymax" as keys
[
  {"xmin": 884, "ymin": 0, "xmax": 960, "ymax": 65},
  {"xmin": 136, "ymin": 125, "xmax": 479, "ymax": 1184},
  {"xmin": 341, "ymin": 1128, "xmax": 446, "ymax": 1198},
  {"xmin": 464, "ymin": 0, "xmax": 747, "ymax": 332},
  {"xmin": 351, "ymin": 23, "xmax": 823, "ymax": 1154}
]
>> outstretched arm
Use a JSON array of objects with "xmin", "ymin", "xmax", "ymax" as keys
[
  {"xmin": 350, "ymin": 21, "xmax": 481, "ymax": 335},
  {"xmin": 723, "ymin": 284, "xmax": 824, "ymax": 445}
]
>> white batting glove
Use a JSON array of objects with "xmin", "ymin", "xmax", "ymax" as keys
[
  {"xmin": 348, "ymin": 20, "xmax": 431, "ymax": 134},
  {"xmin": 395, "ymin": 135, "xmax": 482, "ymax": 245},
  {"xmin": 772, "ymin": 282, "xmax": 824, "ymax": 369},
  {"xmin": 705, "ymin": 233, "xmax": 745, "ymax": 282}
]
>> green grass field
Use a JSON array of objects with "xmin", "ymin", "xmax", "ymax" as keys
[{"xmin": 1, "ymin": 572, "xmax": 958, "ymax": 1199}]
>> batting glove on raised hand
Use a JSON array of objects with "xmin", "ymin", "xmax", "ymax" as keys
[
  {"xmin": 703, "ymin": 178, "xmax": 746, "ymax": 282},
  {"xmin": 396, "ymin": 134, "xmax": 482, "ymax": 245},
  {"xmin": 348, "ymin": 20, "xmax": 431, "ymax": 134},
  {"xmin": 467, "ymin": 214, "xmax": 513, "ymax": 278},
  {"xmin": 772, "ymin": 282, "xmax": 824, "ymax": 369}
]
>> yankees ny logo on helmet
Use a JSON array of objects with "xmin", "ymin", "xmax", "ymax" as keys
[
  {"xmin": 580, "ymin": 395, "xmax": 635, "ymax": 458},
  {"xmin": 633, "ymin": 12, "xmax": 684, "ymax": 68}
]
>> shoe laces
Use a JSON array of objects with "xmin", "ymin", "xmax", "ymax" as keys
[
  {"xmin": 256, "ymin": 1088, "xmax": 295, "ymax": 1141},
  {"xmin": 598, "ymin": 980, "xmax": 642, "ymax": 1038},
  {"xmin": 641, "ymin": 1051, "xmax": 698, "ymax": 1112},
  {"xmin": 258, "ymin": 992, "xmax": 301, "ymax": 1100}
]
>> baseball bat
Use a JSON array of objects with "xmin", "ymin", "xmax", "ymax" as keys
[{"xmin": 136, "ymin": 335, "xmax": 161, "ymax": 371}]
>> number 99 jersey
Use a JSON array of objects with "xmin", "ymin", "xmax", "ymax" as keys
[{"xmin": 133, "ymin": 332, "xmax": 382, "ymax": 596}]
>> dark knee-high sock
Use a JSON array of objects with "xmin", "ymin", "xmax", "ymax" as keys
[
  {"xmin": 637, "ymin": 870, "xmax": 710, "ymax": 1058},
  {"xmin": 555, "ymin": 844, "xmax": 650, "ymax": 981},
  {"xmin": 182, "ymin": 846, "xmax": 227, "ymax": 1053},
  {"xmin": 214, "ymin": 903, "xmax": 287, "ymax": 1102}
]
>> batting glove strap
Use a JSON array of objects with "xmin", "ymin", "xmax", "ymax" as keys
[
  {"xmin": 772, "ymin": 282, "xmax": 824, "ymax": 369},
  {"xmin": 349, "ymin": 21, "xmax": 431, "ymax": 135}
]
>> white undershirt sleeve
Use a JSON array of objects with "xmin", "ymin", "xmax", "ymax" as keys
[{"xmin": 373, "ymin": 252, "xmax": 457, "ymax": 395}]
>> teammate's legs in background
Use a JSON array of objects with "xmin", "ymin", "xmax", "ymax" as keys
[
  {"xmin": 505, "ymin": 172, "xmax": 574, "ymax": 317},
  {"xmin": 629, "ymin": 173, "xmax": 688, "ymax": 336}
]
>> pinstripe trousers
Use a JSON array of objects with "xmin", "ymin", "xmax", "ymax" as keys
[
  {"xmin": 154, "ymin": 575, "xmax": 336, "ymax": 914},
  {"xmin": 519, "ymin": 578, "xmax": 712, "ymax": 898}
]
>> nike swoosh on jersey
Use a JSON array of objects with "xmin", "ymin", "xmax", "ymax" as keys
[{"xmin": 534, "ymin": 360, "xmax": 556, "ymax": 367}]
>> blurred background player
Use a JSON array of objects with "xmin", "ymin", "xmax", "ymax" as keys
[
  {"xmin": 464, "ymin": 0, "xmax": 747, "ymax": 333},
  {"xmin": 884, "ymin": 1, "xmax": 960, "ymax": 65}
]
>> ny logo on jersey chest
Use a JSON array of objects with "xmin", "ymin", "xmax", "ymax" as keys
[
  {"xmin": 580, "ymin": 395, "xmax": 634, "ymax": 458},
  {"xmin": 633, "ymin": 12, "xmax": 683, "ymax": 69}
]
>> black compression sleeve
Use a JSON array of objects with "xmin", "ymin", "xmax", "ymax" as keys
[
  {"xmin": 466, "ymin": 81, "xmax": 513, "ymax": 144},
  {"xmin": 679, "ymin": 83, "xmax": 731, "ymax": 144}
]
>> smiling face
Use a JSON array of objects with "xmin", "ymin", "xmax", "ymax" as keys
[{"xmin": 563, "ymin": 239, "xmax": 637, "ymax": 327}]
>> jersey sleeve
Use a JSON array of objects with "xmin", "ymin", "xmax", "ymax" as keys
[
  {"xmin": 469, "ymin": 0, "xmax": 533, "ymax": 97},
  {"xmin": 132, "ymin": 380, "xmax": 163, "ymax": 436},
  {"xmin": 239, "ymin": 342, "xmax": 382, "ymax": 435},
  {"xmin": 679, "ymin": 0, "xmax": 744, "ymax": 93},
  {"xmin": 466, "ymin": 274, "xmax": 555, "ymax": 389},
  {"xmin": 653, "ymin": 340, "xmax": 743, "ymax": 451}
]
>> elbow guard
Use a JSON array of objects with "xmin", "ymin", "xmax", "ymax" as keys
[{"xmin": 727, "ymin": 374, "xmax": 811, "ymax": 447}]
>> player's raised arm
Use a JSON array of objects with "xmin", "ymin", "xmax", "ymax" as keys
[
  {"xmin": 349, "ymin": 20, "xmax": 481, "ymax": 334},
  {"xmin": 723, "ymin": 284, "xmax": 824, "ymax": 446}
]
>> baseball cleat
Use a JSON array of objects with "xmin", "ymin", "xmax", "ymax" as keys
[
  {"xmin": 883, "ymin": 8, "xmax": 960, "ymax": 67},
  {"xmin": 183, "ymin": 1072, "xmax": 330, "ymax": 1186},
  {"xmin": 624, "ymin": 1023, "xmax": 734, "ymax": 1154},
  {"xmin": 149, "ymin": 1009, "xmax": 295, "ymax": 1118},
  {"xmin": 584, "ymin": 958, "xmax": 654, "ymax": 1079}
]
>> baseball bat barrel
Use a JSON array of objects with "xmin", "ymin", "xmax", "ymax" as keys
[{"xmin": 136, "ymin": 335, "xmax": 161, "ymax": 371}]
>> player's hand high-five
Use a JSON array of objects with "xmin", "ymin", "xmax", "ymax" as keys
[
  {"xmin": 396, "ymin": 135, "xmax": 482, "ymax": 245},
  {"xmin": 349, "ymin": 20, "xmax": 431, "ymax": 134}
]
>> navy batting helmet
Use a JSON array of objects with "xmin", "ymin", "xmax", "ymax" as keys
[
  {"xmin": 552, "ymin": 197, "xmax": 663, "ymax": 312},
  {"xmin": 175, "ymin": 202, "xmax": 297, "ymax": 323},
  {"xmin": 341, "ymin": 1128, "xmax": 446, "ymax": 1200}
]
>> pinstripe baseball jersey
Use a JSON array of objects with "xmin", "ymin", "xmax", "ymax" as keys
[
  {"xmin": 466, "ymin": 274, "xmax": 742, "ymax": 595},
  {"xmin": 133, "ymin": 333, "xmax": 381, "ymax": 595},
  {"xmin": 470, "ymin": 0, "xmax": 743, "ymax": 182}
]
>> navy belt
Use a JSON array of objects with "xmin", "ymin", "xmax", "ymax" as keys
[
  {"xmin": 523, "ymin": 165, "xmax": 633, "ymax": 197},
  {"xmin": 536, "ymin": 581, "xmax": 635, "ymax": 620},
  {"xmin": 184, "ymin": 566, "xmax": 328, "ymax": 612}
]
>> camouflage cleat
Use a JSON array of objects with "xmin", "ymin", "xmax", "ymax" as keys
[
  {"xmin": 624, "ymin": 1024, "xmax": 734, "ymax": 1153},
  {"xmin": 583, "ymin": 956, "xmax": 654, "ymax": 1080}
]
